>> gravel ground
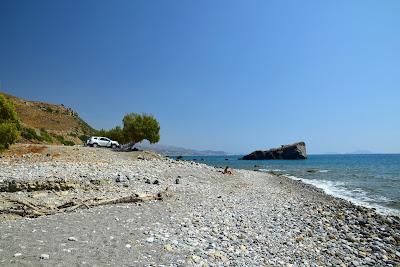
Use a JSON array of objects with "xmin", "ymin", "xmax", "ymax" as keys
[{"xmin": 0, "ymin": 145, "xmax": 399, "ymax": 266}]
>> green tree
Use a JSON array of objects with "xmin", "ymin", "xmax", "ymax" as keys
[
  {"xmin": 122, "ymin": 113, "xmax": 160, "ymax": 145},
  {"xmin": 0, "ymin": 94, "xmax": 20, "ymax": 151},
  {"xmin": 96, "ymin": 129, "xmax": 107, "ymax": 137},
  {"xmin": 105, "ymin": 126, "xmax": 126, "ymax": 143}
]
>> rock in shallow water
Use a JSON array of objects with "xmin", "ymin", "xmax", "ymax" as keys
[{"xmin": 241, "ymin": 142, "xmax": 307, "ymax": 160}]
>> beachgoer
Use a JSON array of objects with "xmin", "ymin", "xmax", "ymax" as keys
[{"xmin": 223, "ymin": 166, "xmax": 233, "ymax": 175}]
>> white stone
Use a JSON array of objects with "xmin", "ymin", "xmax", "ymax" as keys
[{"xmin": 40, "ymin": 254, "xmax": 50, "ymax": 260}]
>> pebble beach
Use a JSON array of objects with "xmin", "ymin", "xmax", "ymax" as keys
[{"xmin": 0, "ymin": 145, "xmax": 399, "ymax": 266}]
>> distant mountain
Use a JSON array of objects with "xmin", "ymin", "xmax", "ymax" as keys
[
  {"xmin": 134, "ymin": 141, "xmax": 227, "ymax": 156},
  {"xmin": 347, "ymin": 150, "xmax": 374, "ymax": 154},
  {"xmin": 322, "ymin": 150, "xmax": 375, "ymax": 155}
]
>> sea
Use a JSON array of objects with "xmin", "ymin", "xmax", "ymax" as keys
[{"xmin": 175, "ymin": 154, "xmax": 400, "ymax": 216}]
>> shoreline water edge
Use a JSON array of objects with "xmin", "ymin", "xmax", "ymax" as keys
[
  {"xmin": 174, "ymin": 154, "xmax": 400, "ymax": 217},
  {"xmin": 0, "ymin": 145, "xmax": 399, "ymax": 266}
]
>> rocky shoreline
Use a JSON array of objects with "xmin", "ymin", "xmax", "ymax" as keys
[{"xmin": 0, "ymin": 144, "xmax": 399, "ymax": 266}]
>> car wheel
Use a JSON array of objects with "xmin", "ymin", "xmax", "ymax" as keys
[
  {"xmin": 93, "ymin": 143, "xmax": 99, "ymax": 148},
  {"xmin": 111, "ymin": 144, "xmax": 117, "ymax": 149}
]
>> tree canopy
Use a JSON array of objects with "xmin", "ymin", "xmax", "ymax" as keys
[
  {"xmin": 98, "ymin": 113, "xmax": 160, "ymax": 145},
  {"xmin": 122, "ymin": 113, "xmax": 160, "ymax": 145},
  {"xmin": 0, "ymin": 94, "xmax": 21, "ymax": 151}
]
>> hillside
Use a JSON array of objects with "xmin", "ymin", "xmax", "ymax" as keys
[
  {"xmin": 135, "ymin": 140, "xmax": 227, "ymax": 156},
  {"xmin": 1, "ymin": 92, "xmax": 95, "ymax": 145}
]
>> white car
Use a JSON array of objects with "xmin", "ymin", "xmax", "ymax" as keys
[{"xmin": 86, "ymin": 136, "xmax": 120, "ymax": 149}]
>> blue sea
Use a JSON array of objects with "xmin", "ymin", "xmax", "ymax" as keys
[{"xmin": 176, "ymin": 154, "xmax": 400, "ymax": 216}]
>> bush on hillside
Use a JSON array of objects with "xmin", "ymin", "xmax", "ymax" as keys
[
  {"xmin": 62, "ymin": 140, "xmax": 75, "ymax": 146},
  {"xmin": 49, "ymin": 133, "xmax": 74, "ymax": 146},
  {"xmin": 53, "ymin": 134, "xmax": 65, "ymax": 143},
  {"xmin": 68, "ymin": 132, "xmax": 78, "ymax": 138},
  {"xmin": 0, "ymin": 123, "xmax": 20, "ymax": 151},
  {"xmin": 21, "ymin": 127, "xmax": 43, "ymax": 141},
  {"xmin": 0, "ymin": 94, "xmax": 19, "ymax": 124},
  {"xmin": 79, "ymin": 134, "xmax": 90, "ymax": 143},
  {"xmin": 0, "ymin": 94, "xmax": 20, "ymax": 151},
  {"xmin": 40, "ymin": 128, "xmax": 53, "ymax": 142}
]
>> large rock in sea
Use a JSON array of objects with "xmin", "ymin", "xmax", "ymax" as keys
[{"xmin": 241, "ymin": 142, "xmax": 307, "ymax": 160}]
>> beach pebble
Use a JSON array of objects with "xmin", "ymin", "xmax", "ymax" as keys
[
  {"xmin": 0, "ymin": 145, "xmax": 398, "ymax": 266},
  {"xmin": 40, "ymin": 254, "xmax": 49, "ymax": 260},
  {"xmin": 164, "ymin": 244, "xmax": 173, "ymax": 251}
]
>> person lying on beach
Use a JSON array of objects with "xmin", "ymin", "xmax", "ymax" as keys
[{"xmin": 223, "ymin": 166, "xmax": 234, "ymax": 175}]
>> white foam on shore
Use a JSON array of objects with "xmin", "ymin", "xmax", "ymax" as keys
[
  {"xmin": 259, "ymin": 169, "xmax": 285, "ymax": 172},
  {"xmin": 283, "ymin": 174, "xmax": 399, "ymax": 216}
]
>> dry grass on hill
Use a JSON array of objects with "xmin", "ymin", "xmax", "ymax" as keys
[{"xmin": 1, "ymin": 92, "xmax": 95, "ymax": 145}]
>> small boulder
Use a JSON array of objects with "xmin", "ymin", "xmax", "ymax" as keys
[
  {"xmin": 68, "ymin": 237, "xmax": 77, "ymax": 241},
  {"xmin": 40, "ymin": 254, "xmax": 50, "ymax": 260},
  {"xmin": 115, "ymin": 174, "xmax": 128, "ymax": 183}
]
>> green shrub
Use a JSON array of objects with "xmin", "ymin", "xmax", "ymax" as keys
[
  {"xmin": 0, "ymin": 93, "xmax": 21, "ymax": 151},
  {"xmin": 50, "ymin": 134, "xmax": 74, "ymax": 145},
  {"xmin": 0, "ymin": 123, "xmax": 20, "ymax": 151},
  {"xmin": 79, "ymin": 134, "xmax": 90, "ymax": 143},
  {"xmin": 21, "ymin": 127, "xmax": 43, "ymax": 141},
  {"xmin": 39, "ymin": 128, "xmax": 53, "ymax": 142},
  {"xmin": 53, "ymin": 134, "xmax": 65, "ymax": 143},
  {"xmin": 44, "ymin": 107, "xmax": 54, "ymax": 113},
  {"xmin": 103, "ymin": 126, "xmax": 125, "ymax": 143},
  {"xmin": 0, "ymin": 94, "xmax": 20, "ymax": 124},
  {"xmin": 62, "ymin": 140, "xmax": 75, "ymax": 146},
  {"xmin": 96, "ymin": 129, "xmax": 107, "ymax": 137},
  {"xmin": 68, "ymin": 132, "xmax": 78, "ymax": 138}
]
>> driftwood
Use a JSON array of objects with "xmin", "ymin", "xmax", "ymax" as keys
[{"xmin": 0, "ymin": 191, "xmax": 167, "ymax": 219}]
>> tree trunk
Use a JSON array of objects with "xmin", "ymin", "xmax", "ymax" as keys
[{"xmin": 119, "ymin": 141, "xmax": 136, "ymax": 151}]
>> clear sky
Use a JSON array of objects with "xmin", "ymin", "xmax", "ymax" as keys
[{"xmin": 1, "ymin": 1, "xmax": 399, "ymax": 154}]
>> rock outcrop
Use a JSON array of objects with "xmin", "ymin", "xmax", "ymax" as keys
[{"xmin": 241, "ymin": 142, "xmax": 307, "ymax": 160}]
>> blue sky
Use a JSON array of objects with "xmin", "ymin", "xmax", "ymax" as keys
[{"xmin": 1, "ymin": 1, "xmax": 399, "ymax": 154}]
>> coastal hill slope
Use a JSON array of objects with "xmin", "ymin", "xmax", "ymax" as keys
[{"xmin": 1, "ymin": 92, "xmax": 95, "ymax": 145}]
